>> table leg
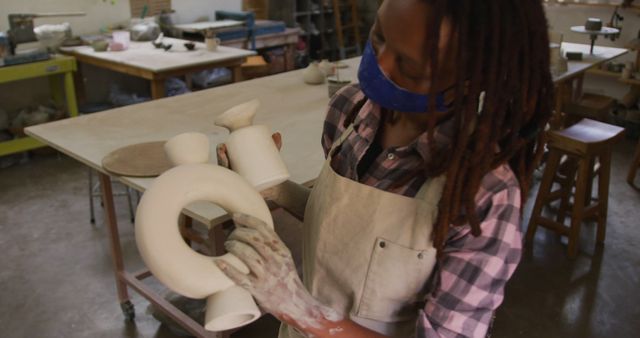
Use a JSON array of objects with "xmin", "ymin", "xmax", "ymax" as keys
[
  {"xmin": 151, "ymin": 79, "xmax": 165, "ymax": 99},
  {"xmin": 72, "ymin": 63, "xmax": 87, "ymax": 108},
  {"xmin": 64, "ymin": 71, "xmax": 80, "ymax": 117},
  {"xmin": 573, "ymin": 75, "xmax": 584, "ymax": 103},
  {"xmin": 98, "ymin": 173, "xmax": 134, "ymax": 317},
  {"xmin": 231, "ymin": 66, "xmax": 243, "ymax": 83},
  {"xmin": 551, "ymin": 82, "xmax": 568, "ymax": 130}
]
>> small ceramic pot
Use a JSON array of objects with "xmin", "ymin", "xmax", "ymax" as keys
[
  {"xmin": 214, "ymin": 99, "xmax": 290, "ymax": 191},
  {"xmin": 164, "ymin": 132, "xmax": 211, "ymax": 166},
  {"xmin": 319, "ymin": 59, "xmax": 335, "ymax": 77},
  {"xmin": 91, "ymin": 40, "xmax": 109, "ymax": 52},
  {"xmin": 303, "ymin": 62, "xmax": 326, "ymax": 85}
]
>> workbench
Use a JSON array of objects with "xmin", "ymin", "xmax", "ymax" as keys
[
  {"xmin": 26, "ymin": 56, "xmax": 360, "ymax": 338},
  {"xmin": 22, "ymin": 42, "xmax": 627, "ymax": 337},
  {"xmin": 552, "ymin": 43, "xmax": 628, "ymax": 128},
  {"xmin": 0, "ymin": 55, "xmax": 78, "ymax": 156},
  {"xmin": 60, "ymin": 37, "xmax": 256, "ymax": 100}
]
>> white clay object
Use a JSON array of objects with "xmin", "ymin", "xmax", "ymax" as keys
[
  {"xmin": 135, "ymin": 163, "xmax": 274, "ymax": 331},
  {"xmin": 164, "ymin": 132, "xmax": 211, "ymax": 166},
  {"xmin": 214, "ymin": 99, "xmax": 290, "ymax": 191},
  {"xmin": 303, "ymin": 62, "xmax": 326, "ymax": 85},
  {"xmin": 319, "ymin": 59, "xmax": 336, "ymax": 77}
]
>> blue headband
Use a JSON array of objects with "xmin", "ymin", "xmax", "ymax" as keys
[{"xmin": 358, "ymin": 40, "xmax": 447, "ymax": 113}]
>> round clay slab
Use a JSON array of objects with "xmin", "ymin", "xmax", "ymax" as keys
[{"xmin": 102, "ymin": 141, "xmax": 173, "ymax": 177}]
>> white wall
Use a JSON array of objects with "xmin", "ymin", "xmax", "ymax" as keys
[
  {"xmin": 172, "ymin": 0, "xmax": 241, "ymax": 25},
  {"xmin": 0, "ymin": 0, "xmax": 242, "ymax": 35}
]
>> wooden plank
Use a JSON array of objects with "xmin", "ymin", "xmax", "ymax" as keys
[
  {"xmin": 130, "ymin": 0, "xmax": 172, "ymax": 18},
  {"xmin": 0, "ymin": 56, "xmax": 75, "ymax": 84}
]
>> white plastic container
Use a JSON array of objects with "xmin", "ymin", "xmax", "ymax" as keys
[{"xmin": 112, "ymin": 30, "xmax": 131, "ymax": 50}]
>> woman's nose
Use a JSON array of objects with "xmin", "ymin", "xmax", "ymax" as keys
[{"xmin": 375, "ymin": 45, "xmax": 396, "ymax": 77}]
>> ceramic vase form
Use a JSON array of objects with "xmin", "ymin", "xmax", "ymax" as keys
[
  {"xmin": 303, "ymin": 61, "xmax": 326, "ymax": 85},
  {"xmin": 136, "ymin": 132, "xmax": 274, "ymax": 331},
  {"xmin": 319, "ymin": 59, "xmax": 336, "ymax": 77},
  {"xmin": 214, "ymin": 99, "xmax": 290, "ymax": 191}
]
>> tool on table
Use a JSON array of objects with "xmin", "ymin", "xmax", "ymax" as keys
[{"xmin": 571, "ymin": 18, "xmax": 620, "ymax": 55}]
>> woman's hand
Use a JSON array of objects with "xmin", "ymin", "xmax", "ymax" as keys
[
  {"xmin": 216, "ymin": 132, "xmax": 283, "ymax": 201},
  {"xmin": 214, "ymin": 213, "xmax": 343, "ymax": 332}
]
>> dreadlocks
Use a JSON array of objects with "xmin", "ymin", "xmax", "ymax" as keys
[{"xmin": 419, "ymin": 0, "xmax": 554, "ymax": 254}]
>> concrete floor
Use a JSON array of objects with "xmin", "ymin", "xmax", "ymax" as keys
[{"xmin": 0, "ymin": 138, "xmax": 638, "ymax": 338}]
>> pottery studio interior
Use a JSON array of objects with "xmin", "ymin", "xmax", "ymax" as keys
[{"xmin": 2, "ymin": 0, "xmax": 640, "ymax": 337}]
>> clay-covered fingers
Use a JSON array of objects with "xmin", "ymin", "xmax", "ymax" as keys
[
  {"xmin": 214, "ymin": 258, "xmax": 253, "ymax": 289},
  {"xmin": 227, "ymin": 227, "xmax": 272, "ymax": 259},
  {"xmin": 272, "ymin": 132, "xmax": 282, "ymax": 151},
  {"xmin": 224, "ymin": 240, "xmax": 266, "ymax": 278},
  {"xmin": 216, "ymin": 144, "xmax": 230, "ymax": 169},
  {"xmin": 231, "ymin": 213, "xmax": 290, "ymax": 256}
]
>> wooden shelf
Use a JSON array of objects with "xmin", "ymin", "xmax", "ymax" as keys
[
  {"xmin": 587, "ymin": 68, "xmax": 640, "ymax": 85},
  {"xmin": 621, "ymin": 77, "xmax": 640, "ymax": 85},
  {"xmin": 587, "ymin": 68, "xmax": 623, "ymax": 78},
  {"xmin": 0, "ymin": 55, "xmax": 79, "ymax": 157},
  {"xmin": 544, "ymin": 1, "xmax": 640, "ymax": 12}
]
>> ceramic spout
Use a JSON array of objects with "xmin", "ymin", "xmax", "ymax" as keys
[
  {"xmin": 214, "ymin": 99, "xmax": 260, "ymax": 132},
  {"xmin": 204, "ymin": 285, "xmax": 261, "ymax": 331}
]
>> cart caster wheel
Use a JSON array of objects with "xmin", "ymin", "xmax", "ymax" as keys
[{"xmin": 120, "ymin": 301, "xmax": 135, "ymax": 321}]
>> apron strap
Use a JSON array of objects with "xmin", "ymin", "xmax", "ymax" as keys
[
  {"xmin": 415, "ymin": 175, "xmax": 446, "ymax": 205},
  {"xmin": 413, "ymin": 175, "xmax": 447, "ymax": 236},
  {"xmin": 328, "ymin": 123, "xmax": 356, "ymax": 157}
]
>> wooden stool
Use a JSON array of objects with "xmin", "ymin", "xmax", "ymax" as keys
[
  {"xmin": 526, "ymin": 119, "xmax": 625, "ymax": 258},
  {"xmin": 628, "ymin": 139, "xmax": 640, "ymax": 189},
  {"xmin": 563, "ymin": 93, "xmax": 615, "ymax": 125}
]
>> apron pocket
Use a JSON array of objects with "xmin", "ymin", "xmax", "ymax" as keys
[{"xmin": 356, "ymin": 237, "xmax": 437, "ymax": 322}]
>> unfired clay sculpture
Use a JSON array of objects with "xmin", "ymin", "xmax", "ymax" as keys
[
  {"xmin": 302, "ymin": 61, "xmax": 326, "ymax": 85},
  {"xmin": 214, "ymin": 99, "xmax": 290, "ymax": 191},
  {"xmin": 136, "ymin": 132, "xmax": 274, "ymax": 331}
]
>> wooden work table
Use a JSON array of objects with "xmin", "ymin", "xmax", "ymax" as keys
[
  {"xmin": 27, "ymin": 57, "xmax": 360, "ymax": 229},
  {"xmin": 552, "ymin": 42, "xmax": 628, "ymax": 128},
  {"xmin": 60, "ymin": 37, "xmax": 256, "ymax": 99}
]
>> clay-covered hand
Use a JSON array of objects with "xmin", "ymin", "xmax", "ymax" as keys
[
  {"xmin": 216, "ymin": 132, "xmax": 283, "ymax": 201},
  {"xmin": 214, "ymin": 213, "xmax": 342, "ymax": 331}
]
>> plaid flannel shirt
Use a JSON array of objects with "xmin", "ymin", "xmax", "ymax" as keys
[{"xmin": 322, "ymin": 84, "xmax": 523, "ymax": 338}]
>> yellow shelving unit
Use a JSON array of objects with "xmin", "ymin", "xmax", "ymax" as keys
[{"xmin": 0, "ymin": 55, "xmax": 78, "ymax": 157}]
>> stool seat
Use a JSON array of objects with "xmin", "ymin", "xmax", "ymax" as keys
[
  {"xmin": 526, "ymin": 118, "xmax": 624, "ymax": 258},
  {"xmin": 548, "ymin": 118, "xmax": 625, "ymax": 155}
]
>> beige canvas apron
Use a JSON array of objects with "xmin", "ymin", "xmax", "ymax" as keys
[{"xmin": 279, "ymin": 124, "xmax": 445, "ymax": 338}]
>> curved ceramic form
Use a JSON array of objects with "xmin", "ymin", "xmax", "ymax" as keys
[
  {"xmin": 215, "ymin": 100, "xmax": 290, "ymax": 190},
  {"xmin": 164, "ymin": 132, "xmax": 211, "ymax": 166},
  {"xmin": 303, "ymin": 62, "xmax": 326, "ymax": 85},
  {"xmin": 135, "ymin": 163, "xmax": 274, "ymax": 331}
]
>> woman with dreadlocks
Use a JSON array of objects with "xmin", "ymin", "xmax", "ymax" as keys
[{"xmin": 215, "ymin": 0, "xmax": 553, "ymax": 337}]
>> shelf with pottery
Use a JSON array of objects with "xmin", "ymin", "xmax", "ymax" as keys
[{"xmin": 0, "ymin": 55, "xmax": 79, "ymax": 157}]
